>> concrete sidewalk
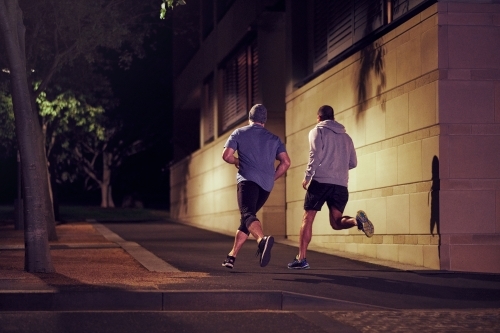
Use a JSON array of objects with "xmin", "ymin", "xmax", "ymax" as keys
[{"xmin": 0, "ymin": 220, "xmax": 391, "ymax": 312}]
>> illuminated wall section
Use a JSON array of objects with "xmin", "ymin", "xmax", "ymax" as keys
[
  {"xmin": 170, "ymin": 0, "xmax": 287, "ymax": 238},
  {"xmin": 285, "ymin": 2, "xmax": 500, "ymax": 272},
  {"xmin": 286, "ymin": 4, "xmax": 441, "ymax": 269}
]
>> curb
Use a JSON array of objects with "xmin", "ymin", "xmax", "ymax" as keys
[
  {"xmin": 0, "ymin": 290, "xmax": 393, "ymax": 312},
  {"xmin": 91, "ymin": 222, "xmax": 180, "ymax": 273}
]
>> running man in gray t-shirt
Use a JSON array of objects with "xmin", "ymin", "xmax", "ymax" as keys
[{"xmin": 222, "ymin": 104, "xmax": 290, "ymax": 269}]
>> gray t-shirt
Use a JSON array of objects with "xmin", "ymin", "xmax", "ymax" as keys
[{"xmin": 224, "ymin": 124, "xmax": 286, "ymax": 192}]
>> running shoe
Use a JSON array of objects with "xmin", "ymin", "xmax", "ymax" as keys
[
  {"xmin": 356, "ymin": 210, "xmax": 374, "ymax": 237},
  {"xmin": 256, "ymin": 236, "xmax": 274, "ymax": 267},
  {"xmin": 222, "ymin": 255, "xmax": 235, "ymax": 269},
  {"xmin": 288, "ymin": 256, "xmax": 310, "ymax": 269}
]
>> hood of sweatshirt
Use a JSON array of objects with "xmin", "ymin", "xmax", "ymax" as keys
[{"xmin": 316, "ymin": 120, "xmax": 346, "ymax": 134}]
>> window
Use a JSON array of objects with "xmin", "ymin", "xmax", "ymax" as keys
[
  {"xmin": 202, "ymin": 75, "xmax": 215, "ymax": 143},
  {"xmin": 311, "ymin": 0, "xmax": 433, "ymax": 73},
  {"xmin": 313, "ymin": 0, "xmax": 383, "ymax": 71},
  {"xmin": 221, "ymin": 40, "xmax": 259, "ymax": 133},
  {"xmin": 392, "ymin": 0, "xmax": 427, "ymax": 20}
]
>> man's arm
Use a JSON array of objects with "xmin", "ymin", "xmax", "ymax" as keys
[
  {"xmin": 274, "ymin": 151, "xmax": 291, "ymax": 180},
  {"xmin": 303, "ymin": 128, "xmax": 322, "ymax": 189},
  {"xmin": 348, "ymin": 139, "xmax": 357, "ymax": 170},
  {"xmin": 222, "ymin": 147, "xmax": 239, "ymax": 169}
]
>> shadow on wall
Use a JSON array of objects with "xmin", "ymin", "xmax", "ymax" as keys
[
  {"xmin": 430, "ymin": 156, "xmax": 440, "ymax": 256},
  {"xmin": 182, "ymin": 157, "xmax": 191, "ymax": 216},
  {"xmin": 356, "ymin": 2, "xmax": 386, "ymax": 115},
  {"xmin": 170, "ymin": 155, "xmax": 191, "ymax": 219}
]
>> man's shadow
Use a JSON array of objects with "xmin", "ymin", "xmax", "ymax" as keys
[{"xmin": 430, "ymin": 156, "xmax": 440, "ymax": 255}]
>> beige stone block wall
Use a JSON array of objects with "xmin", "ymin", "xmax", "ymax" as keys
[
  {"xmin": 170, "ymin": 117, "xmax": 288, "ymax": 237},
  {"xmin": 170, "ymin": 128, "xmax": 239, "ymax": 235},
  {"xmin": 285, "ymin": 4, "xmax": 441, "ymax": 269},
  {"xmin": 436, "ymin": 2, "xmax": 500, "ymax": 272}
]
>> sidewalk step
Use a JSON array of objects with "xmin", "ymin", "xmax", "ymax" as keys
[{"xmin": 0, "ymin": 290, "xmax": 390, "ymax": 312}]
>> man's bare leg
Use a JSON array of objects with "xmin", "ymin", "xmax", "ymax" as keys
[
  {"xmin": 329, "ymin": 207, "xmax": 357, "ymax": 230},
  {"xmin": 247, "ymin": 220, "xmax": 265, "ymax": 244},
  {"xmin": 298, "ymin": 210, "xmax": 317, "ymax": 260},
  {"xmin": 228, "ymin": 230, "xmax": 249, "ymax": 257},
  {"xmin": 248, "ymin": 219, "xmax": 275, "ymax": 267}
]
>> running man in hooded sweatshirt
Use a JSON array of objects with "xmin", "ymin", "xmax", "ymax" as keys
[{"xmin": 288, "ymin": 105, "xmax": 374, "ymax": 270}]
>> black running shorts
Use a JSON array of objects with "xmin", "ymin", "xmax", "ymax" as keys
[
  {"xmin": 303, "ymin": 180, "xmax": 349, "ymax": 212},
  {"xmin": 237, "ymin": 181, "xmax": 270, "ymax": 235}
]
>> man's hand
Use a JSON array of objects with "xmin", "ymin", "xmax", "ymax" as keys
[
  {"xmin": 222, "ymin": 147, "xmax": 239, "ymax": 169},
  {"xmin": 274, "ymin": 152, "xmax": 291, "ymax": 181},
  {"xmin": 302, "ymin": 179, "xmax": 309, "ymax": 190}
]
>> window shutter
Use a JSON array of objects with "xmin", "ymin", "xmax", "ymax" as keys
[
  {"xmin": 392, "ymin": 0, "xmax": 428, "ymax": 20},
  {"xmin": 313, "ymin": 0, "xmax": 385, "ymax": 71},
  {"xmin": 250, "ymin": 40, "xmax": 259, "ymax": 106},
  {"xmin": 354, "ymin": 0, "xmax": 383, "ymax": 43},
  {"xmin": 236, "ymin": 48, "xmax": 248, "ymax": 118},
  {"xmin": 221, "ymin": 41, "xmax": 258, "ymax": 133},
  {"xmin": 327, "ymin": 0, "xmax": 354, "ymax": 60},
  {"xmin": 222, "ymin": 57, "xmax": 238, "ymax": 131},
  {"xmin": 202, "ymin": 77, "xmax": 214, "ymax": 143},
  {"xmin": 313, "ymin": 0, "xmax": 329, "ymax": 71}
]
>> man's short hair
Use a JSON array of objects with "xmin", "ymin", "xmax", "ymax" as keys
[
  {"xmin": 318, "ymin": 105, "xmax": 334, "ymax": 121},
  {"xmin": 249, "ymin": 104, "xmax": 267, "ymax": 124}
]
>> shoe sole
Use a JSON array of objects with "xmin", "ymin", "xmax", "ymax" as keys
[
  {"xmin": 222, "ymin": 256, "xmax": 235, "ymax": 269},
  {"xmin": 288, "ymin": 265, "xmax": 310, "ymax": 270},
  {"xmin": 357, "ymin": 210, "xmax": 374, "ymax": 237},
  {"xmin": 260, "ymin": 236, "xmax": 274, "ymax": 267}
]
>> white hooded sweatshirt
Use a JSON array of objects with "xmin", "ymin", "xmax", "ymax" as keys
[{"xmin": 304, "ymin": 119, "xmax": 357, "ymax": 187}]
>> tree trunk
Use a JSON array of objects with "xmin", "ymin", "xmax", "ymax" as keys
[
  {"xmin": 0, "ymin": 0, "xmax": 54, "ymax": 272},
  {"xmin": 107, "ymin": 185, "xmax": 115, "ymax": 208},
  {"xmin": 100, "ymin": 151, "xmax": 115, "ymax": 208},
  {"xmin": 49, "ymin": 159, "xmax": 60, "ymax": 222},
  {"xmin": 45, "ymin": 159, "xmax": 58, "ymax": 238},
  {"xmin": 39, "ymin": 122, "xmax": 57, "ymax": 239},
  {"xmin": 100, "ymin": 182, "xmax": 109, "ymax": 208}
]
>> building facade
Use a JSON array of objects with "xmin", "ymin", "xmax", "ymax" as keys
[{"xmin": 170, "ymin": 0, "xmax": 500, "ymax": 273}]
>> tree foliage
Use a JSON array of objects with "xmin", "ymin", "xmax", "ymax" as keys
[
  {"xmin": 14, "ymin": 0, "xmax": 166, "ymax": 98},
  {"xmin": 37, "ymin": 86, "xmax": 105, "ymax": 183},
  {"xmin": 0, "ymin": 81, "xmax": 16, "ymax": 156},
  {"xmin": 160, "ymin": 0, "xmax": 186, "ymax": 19}
]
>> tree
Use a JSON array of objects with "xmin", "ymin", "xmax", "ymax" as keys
[
  {"xmin": 0, "ymin": 81, "xmax": 16, "ymax": 156},
  {"xmin": 36, "ymin": 57, "xmax": 119, "ymax": 212},
  {"xmin": 73, "ymin": 120, "xmax": 145, "ymax": 208},
  {"xmin": 0, "ymin": 0, "xmax": 54, "ymax": 272},
  {"xmin": 36, "ymin": 83, "xmax": 106, "ymax": 209},
  {"xmin": 37, "ymin": 83, "xmax": 147, "ymax": 209},
  {"xmin": 1, "ymin": 61, "xmax": 118, "ymax": 210},
  {"xmin": 0, "ymin": 0, "xmax": 180, "ymax": 272},
  {"xmin": 18, "ymin": 0, "xmax": 168, "ymax": 231}
]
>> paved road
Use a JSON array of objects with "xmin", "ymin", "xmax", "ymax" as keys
[
  {"xmin": 2, "ymin": 219, "xmax": 499, "ymax": 333},
  {"xmin": 101, "ymin": 220, "xmax": 500, "ymax": 311}
]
